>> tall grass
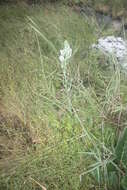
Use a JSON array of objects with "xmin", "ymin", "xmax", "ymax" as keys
[{"xmin": 0, "ymin": 2, "xmax": 127, "ymax": 190}]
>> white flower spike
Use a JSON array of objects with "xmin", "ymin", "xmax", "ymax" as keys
[
  {"xmin": 58, "ymin": 40, "xmax": 72, "ymax": 111},
  {"xmin": 59, "ymin": 40, "xmax": 72, "ymax": 64}
]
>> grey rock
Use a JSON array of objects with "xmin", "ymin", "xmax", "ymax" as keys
[{"xmin": 92, "ymin": 36, "xmax": 127, "ymax": 69}]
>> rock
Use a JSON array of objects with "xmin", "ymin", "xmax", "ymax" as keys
[
  {"xmin": 92, "ymin": 36, "xmax": 127, "ymax": 69},
  {"xmin": 112, "ymin": 20, "xmax": 122, "ymax": 31},
  {"xmin": 96, "ymin": 12, "xmax": 112, "ymax": 26}
]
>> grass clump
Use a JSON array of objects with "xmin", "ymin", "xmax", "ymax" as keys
[{"xmin": 0, "ymin": 2, "xmax": 127, "ymax": 190}]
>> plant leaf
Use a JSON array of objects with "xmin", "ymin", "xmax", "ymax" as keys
[
  {"xmin": 121, "ymin": 175, "xmax": 127, "ymax": 190},
  {"xmin": 115, "ymin": 127, "xmax": 127, "ymax": 168}
]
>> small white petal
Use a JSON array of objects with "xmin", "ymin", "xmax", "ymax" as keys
[
  {"xmin": 59, "ymin": 55, "xmax": 65, "ymax": 63},
  {"xmin": 60, "ymin": 49, "xmax": 65, "ymax": 56}
]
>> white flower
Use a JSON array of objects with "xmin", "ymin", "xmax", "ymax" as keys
[
  {"xmin": 59, "ymin": 40, "xmax": 72, "ymax": 63},
  {"xmin": 59, "ymin": 55, "xmax": 65, "ymax": 63}
]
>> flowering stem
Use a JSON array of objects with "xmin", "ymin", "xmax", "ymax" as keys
[{"xmin": 59, "ymin": 40, "xmax": 72, "ymax": 112}]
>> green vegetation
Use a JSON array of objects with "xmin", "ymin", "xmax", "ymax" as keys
[
  {"xmin": 0, "ymin": 1, "xmax": 127, "ymax": 190},
  {"xmin": 70, "ymin": 0, "xmax": 127, "ymax": 18}
]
